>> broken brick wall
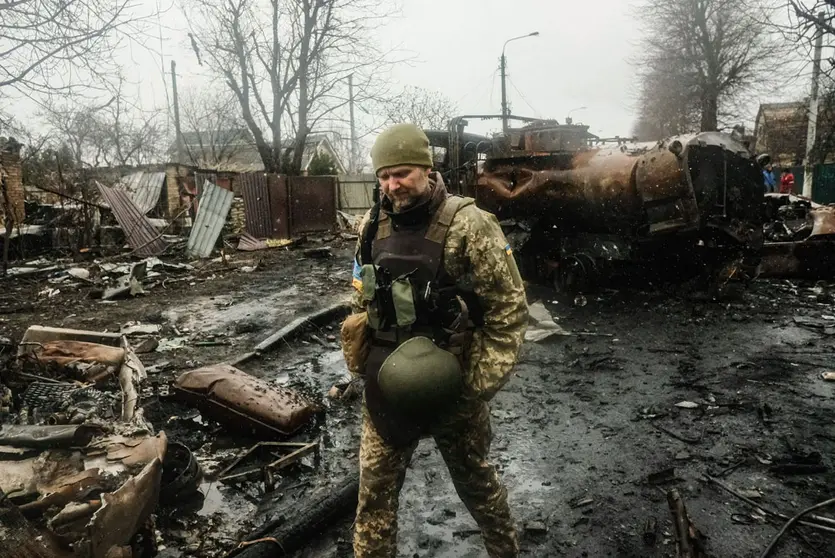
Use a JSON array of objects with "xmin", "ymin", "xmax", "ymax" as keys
[
  {"xmin": 228, "ymin": 197, "xmax": 245, "ymax": 234},
  {"xmin": 165, "ymin": 164, "xmax": 193, "ymax": 226},
  {"xmin": 0, "ymin": 139, "xmax": 25, "ymax": 227}
]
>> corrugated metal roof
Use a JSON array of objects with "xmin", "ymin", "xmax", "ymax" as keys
[
  {"xmin": 187, "ymin": 180, "xmax": 234, "ymax": 258},
  {"xmin": 97, "ymin": 183, "xmax": 167, "ymax": 257},
  {"xmin": 115, "ymin": 172, "xmax": 166, "ymax": 215}
]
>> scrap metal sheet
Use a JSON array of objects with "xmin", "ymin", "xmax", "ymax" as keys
[
  {"xmin": 186, "ymin": 180, "xmax": 234, "ymax": 258},
  {"xmin": 97, "ymin": 183, "xmax": 167, "ymax": 257},
  {"xmin": 115, "ymin": 172, "xmax": 166, "ymax": 215},
  {"xmin": 240, "ymin": 173, "xmax": 272, "ymax": 238}
]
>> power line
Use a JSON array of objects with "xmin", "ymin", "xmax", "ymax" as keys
[{"xmin": 507, "ymin": 76, "xmax": 540, "ymax": 118}]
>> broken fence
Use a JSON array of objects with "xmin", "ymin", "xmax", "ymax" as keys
[{"xmin": 240, "ymin": 173, "xmax": 338, "ymax": 239}]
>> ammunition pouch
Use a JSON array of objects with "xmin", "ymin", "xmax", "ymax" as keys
[{"xmin": 340, "ymin": 312, "xmax": 370, "ymax": 378}]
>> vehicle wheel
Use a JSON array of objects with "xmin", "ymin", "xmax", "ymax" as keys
[{"xmin": 555, "ymin": 254, "xmax": 597, "ymax": 294}]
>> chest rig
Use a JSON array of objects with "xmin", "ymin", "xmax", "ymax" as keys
[{"xmin": 358, "ymin": 194, "xmax": 482, "ymax": 446}]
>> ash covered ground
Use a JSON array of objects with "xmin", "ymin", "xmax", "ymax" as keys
[{"xmin": 1, "ymin": 241, "xmax": 834, "ymax": 558}]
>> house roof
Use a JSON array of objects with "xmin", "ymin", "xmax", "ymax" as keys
[
  {"xmin": 172, "ymin": 130, "xmax": 346, "ymax": 174},
  {"xmin": 754, "ymin": 102, "xmax": 809, "ymax": 166}
]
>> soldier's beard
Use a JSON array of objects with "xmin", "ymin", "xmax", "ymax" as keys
[
  {"xmin": 391, "ymin": 193, "xmax": 422, "ymax": 212},
  {"xmin": 390, "ymin": 186, "xmax": 432, "ymax": 213}
]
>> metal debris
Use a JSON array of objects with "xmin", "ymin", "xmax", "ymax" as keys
[
  {"xmin": 114, "ymin": 171, "xmax": 167, "ymax": 215},
  {"xmin": 97, "ymin": 182, "xmax": 167, "ymax": 257},
  {"xmin": 172, "ymin": 364, "xmax": 315, "ymax": 437},
  {"xmin": 237, "ymin": 232, "xmax": 294, "ymax": 252},
  {"xmin": 187, "ymin": 180, "xmax": 234, "ymax": 259}
]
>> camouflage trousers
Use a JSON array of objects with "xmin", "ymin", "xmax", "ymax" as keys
[{"xmin": 353, "ymin": 399, "xmax": 519, "ymax": 558}]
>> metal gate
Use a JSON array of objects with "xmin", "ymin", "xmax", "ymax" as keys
[
  {"xmin": 288, "ymin": 176, "xmax": 337, "ymax": 234},
  {"xmin": 239, "ymin": 174, "xmax": 333, "ymax": 238}
]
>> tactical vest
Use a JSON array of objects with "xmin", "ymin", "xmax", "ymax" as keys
[{"xmin": 358, "ymin": 195, "xmax": 481, "ymax": 446}]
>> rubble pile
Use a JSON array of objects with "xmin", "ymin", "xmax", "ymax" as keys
[{"xmin": 0, "ymin": 316, "xmax": 325, "ymax": 558}]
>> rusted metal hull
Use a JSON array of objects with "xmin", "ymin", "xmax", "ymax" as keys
[
  {"xmin": 479, "ymin": 133, "xmax": 761, "ymax": 242},
  {"xmin": 475, "ymin": 132, "xmax": 764, "ymax": 290}
]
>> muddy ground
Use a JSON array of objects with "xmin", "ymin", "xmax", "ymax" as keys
[{"xmin": 2, "ymin": 243, "xmax": 834, "ymax": 558}]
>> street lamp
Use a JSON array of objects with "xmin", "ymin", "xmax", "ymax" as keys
[
  {"xmin": 565, "ymin": 106, "xmax": 587, "ymax": 124},
  {"xmin": 500, "ymin": 31, "xmax": 539, "ymax": 135}
]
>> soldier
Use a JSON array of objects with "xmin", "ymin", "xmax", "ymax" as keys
[{"xmin": 342, "ymin": 123, "xmax": 528, "ymax": 557}]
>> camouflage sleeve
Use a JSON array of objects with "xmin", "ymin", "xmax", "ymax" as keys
[
  {"xmin": 351, "ymin": 210, "xmax": 373, "ymax": 313},
  {"xmin": 444, "ymin": 205, "xmax": 528, "ymax": 401}
]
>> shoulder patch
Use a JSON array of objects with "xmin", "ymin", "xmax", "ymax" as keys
[{"xmin": 352, "ymin": 259, "xmax": 363, "ymax": 291}]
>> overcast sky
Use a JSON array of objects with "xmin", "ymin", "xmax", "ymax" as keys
[
  {"xmin": 134, "ymin": 0, "xmax": 642, "ymax": 139},
  {"xmin": 8, "ymin": 0, "xmax": 825, "ymax": 144}
]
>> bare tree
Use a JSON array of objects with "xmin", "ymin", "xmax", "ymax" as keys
[
  {"xmin": 185, "ymin": 0, "xmax": 392, "ymax": 175},
  {"xmin": 179, "ymin": 87, "xmax": 250, "ymax": 168},
  {"xmin": 632, "ymin": 66, "xmax": 701, "ymax": 140},
  {"xmin": 94, "ymin": 84, "xmax": 165, "ymax": 167},
  {"xmin": 0, "ymin": 0, "xmax": 150, "ymax": 96},
  {"xmin": 44, "ymin": 83, "xmax": 165, "ymax": 168},
  {"xmin": 785, "ymin": 1, "xmax": 835, "ymax": 42},
  {"xmin": 634, "ymin": 0, "xmax": 784, "ymax": 132},
  {"xmin": 383, "ymin": 86, "xmax": 458, "ymax": 130}
]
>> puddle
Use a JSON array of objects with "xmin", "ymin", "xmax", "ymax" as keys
[{"xmin": 197, "ymin": 481, "xmax": 256, "ymax": 520}]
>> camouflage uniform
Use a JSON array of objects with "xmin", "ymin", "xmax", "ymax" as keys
[{"xmin": 351, "ymin": 190, "xmax": 528, "ymax": 558}]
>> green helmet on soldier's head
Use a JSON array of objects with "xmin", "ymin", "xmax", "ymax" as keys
[{"xmin": 377, "ymin": 336, "xmax": 462, "ymax": 417}]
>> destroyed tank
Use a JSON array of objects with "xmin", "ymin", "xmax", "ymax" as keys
[{"xmin": 427, "ymin": 117, "xmax": 764, "ymax": 292}]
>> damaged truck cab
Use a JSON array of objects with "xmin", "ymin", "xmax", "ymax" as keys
[{"xmin": 428, "ymin": 116, "xmax": 764, "ymax": 292}]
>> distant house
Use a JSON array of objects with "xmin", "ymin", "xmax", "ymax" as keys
[
  {"xmin": 754, "ymin": 101, "xmax": 835, "ymax": 168},
  {"xmin": 171, "ymin": 129, "xmax": 347, "ymax": 175}
]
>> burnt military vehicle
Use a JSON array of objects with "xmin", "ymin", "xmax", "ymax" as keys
[{"xmin": 425, "ymin": 115, "xmax": 764, "ymax": 292}]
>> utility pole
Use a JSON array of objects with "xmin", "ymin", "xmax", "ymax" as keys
[
  {"xmin": 500, "ymin": 54, "xmax": 509, "ymax": 135},
  {"xmin": 500, "ymin": 32, "xmax": 539, "ymax": 136},
  {"xmin": 803, "ymin": 11, "xmax": 825, "ymax": 198},
  {"xmin": 348, "ymin": 73, "xmax": 357, "ymax": 174},
  {"xmin": 171, "ymin": 60, "xmax": 184, "ymax": 166}
]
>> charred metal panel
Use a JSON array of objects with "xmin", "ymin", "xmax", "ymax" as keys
[
  {"xmin": 186, "ymin": 180, "xmax": 234, "ymax": 258},
  {"xmin": 97, "ymin": 183, "xmax": 167, "ymax": 257},
  {"xmin": 240, "ymin": 173, "xmax": 272, "ymax": 238},
  {"xmin": 635, "ymin": 141, "xmax": 698, "ymax": 235},
  {"xmin": 173, "ymin": 364, "xmax": 315, "ymax": 437},
  {"xmin": 761, "ymin": 193, "xmax": 835, "ymax": 277},
  {"xmin": 288, "ymin": 176, "xmax": 336, "ymax": 234},
  {"xmin": 478, "ymin": 146, "xmax": 643, "ymax": 234}
]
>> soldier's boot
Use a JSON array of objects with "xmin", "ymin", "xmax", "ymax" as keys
[
  {"xmin": 354, "ymin": 409, "xmax": 418, "ymax": 558},
  {"xmin": 435, "ymin": 400, "xmax": 520, "ymax": 558}
]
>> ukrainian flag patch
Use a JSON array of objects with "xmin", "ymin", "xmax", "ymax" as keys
[
  {"xmin": 504, "ymin": 243, "xmax": 513, "ymax": 255},
  {"xmin": 352, "ymin": 259, "xmax": 363, "ymax": 291}
]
